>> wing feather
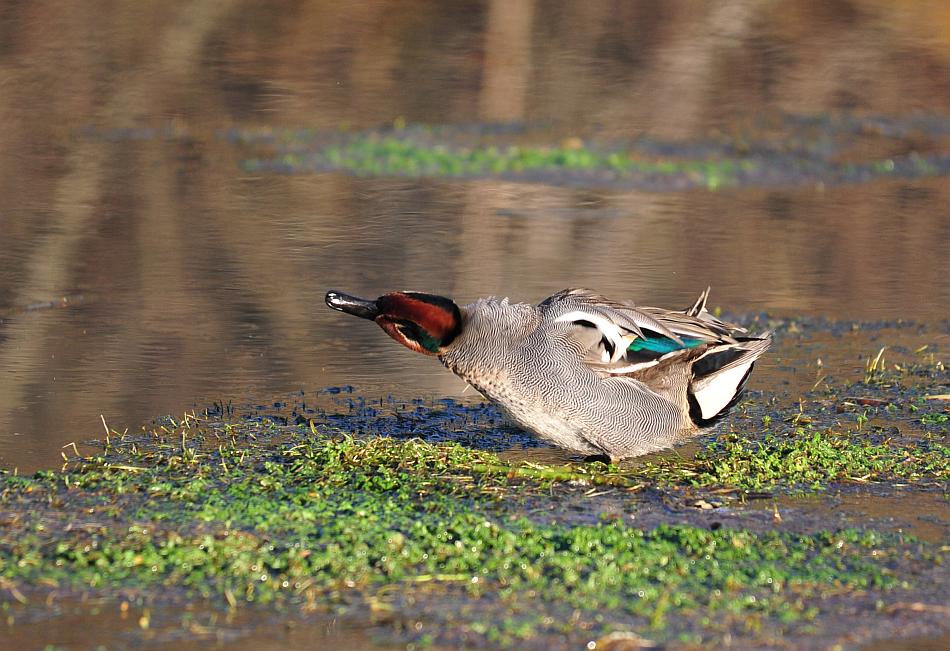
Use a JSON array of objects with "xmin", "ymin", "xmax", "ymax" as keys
[{"xmin": 540, "ymin": 287, "xmax": 766, "ymax": 377}]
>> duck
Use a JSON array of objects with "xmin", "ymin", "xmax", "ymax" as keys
[{"xmin": 325, "ymin": 287, "xmax": 771, "ymax": 462}]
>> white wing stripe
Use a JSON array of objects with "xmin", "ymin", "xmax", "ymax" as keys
[{"xmin": 555, "ymin": 310, "xmax": 628, "ymax": 363}]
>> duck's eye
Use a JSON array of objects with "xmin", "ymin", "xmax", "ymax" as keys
[
  {"xmin": 395, "ymin": 321, "xmax": 425, "ymax": 343},
  {"xmin": 392, "ymin": 320, "xmax": 440, "ymax": 353}
]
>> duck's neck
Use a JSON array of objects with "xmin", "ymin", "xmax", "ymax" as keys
[{"xmin": 439, "ymin": 298, "xmax": 538, "ymax": 377}]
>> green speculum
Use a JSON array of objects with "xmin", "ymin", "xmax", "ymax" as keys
[{"xmin": 628, "ymin": 335, "xmax": 704, "ymax": 354}]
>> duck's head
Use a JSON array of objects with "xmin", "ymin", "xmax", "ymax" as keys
[{"xmin": 326, "ymin": 290, "xmax": 462, "ymax": 356}]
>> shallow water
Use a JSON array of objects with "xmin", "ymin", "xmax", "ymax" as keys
[
  {"xmin": 1, "ymin": 1, "xmax": 949, "ymax": 472},
  {"xmin": 1, "ymin": 598, "xmax": 423, "ymax": 651}
]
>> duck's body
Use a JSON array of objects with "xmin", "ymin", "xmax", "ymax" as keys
[{"xmin": 326, "ymin": 288, "xmax": 771, "ymax": 462}]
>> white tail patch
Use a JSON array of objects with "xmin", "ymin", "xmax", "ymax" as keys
[{"xmin": 691, "ymin": 360, "xmax": 754, "ymax": 420}]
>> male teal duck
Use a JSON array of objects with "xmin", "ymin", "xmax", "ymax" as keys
[{"xmin": 326, "ymin": 288, "xmax": 771, "ymax": 462}]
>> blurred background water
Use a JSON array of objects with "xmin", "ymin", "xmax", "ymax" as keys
[{"xmin": 1, "ymin": 0, "xmax": 948, "ymax": 470}]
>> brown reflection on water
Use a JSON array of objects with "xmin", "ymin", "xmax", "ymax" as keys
[
  {"xmin": 1, "ymin": 597, "xmax": 422, "ymax": 651},
  {"xmin": 763, "ymin": 491, "xmax": 950, "ymax": 545},
  {"xmin": 1, "ymin": 1, "xmax": 949, "ymax": 470}
]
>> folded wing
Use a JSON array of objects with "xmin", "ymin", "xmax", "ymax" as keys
[{"xmin": 541, "ymin": 287, "xmax": 772, "ymax": 425}]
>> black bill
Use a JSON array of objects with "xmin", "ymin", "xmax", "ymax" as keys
[{"xmin": 325, "ymin": 290, "xmax": 380, "ymax": 320}]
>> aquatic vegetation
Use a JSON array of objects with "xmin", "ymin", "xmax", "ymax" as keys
[
  {"xmin": 242, "ymin": 134, "xmax": 755, "ymax": 190},
  {"xmin": 489, "ymin": 425, "xmax": 949, "ymax": 492},
  {"xmin": 228, "ymin": 116, "xmax": 950, "ymax": 191},
  {"xmin": 680, "ymin": 428, "xmax": 949, "ymax": 490},
  {"xmin": 0, "ymin": 424, "xmax": 945, "ymax": 647}
]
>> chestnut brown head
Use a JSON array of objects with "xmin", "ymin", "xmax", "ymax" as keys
[{"xmin": 326, "ymin": 290, "xmax": 462, "ymax": 355}]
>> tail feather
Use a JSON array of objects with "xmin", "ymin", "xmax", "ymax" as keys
[{"xmin": 685, "ymin": 287, "xmax": 711, "ymax": 317}]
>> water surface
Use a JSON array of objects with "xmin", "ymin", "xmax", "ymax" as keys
[{"xmin": 0, "ymin": 2, "xmax": 948, "ymax": 476}]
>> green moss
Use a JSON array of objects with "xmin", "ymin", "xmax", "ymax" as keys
[
  {"xmin": 481, "ymin": 425, "xmax": 949, "ymax": 492},
  {"xmin": 638, "ymin": 427, "xmax": 950, "ymax": 491},
  {"xmin": 919, "ymin": 412, "xmax": 948, "ymax": 426},
  {"xmin": 0, "ymin": 430, "xmax": 940, "ymax": 645},
  {"xmin": 233, "ymin": 120, "xmax": 950, "ymax": 190},
  {"xmin": 243, "ymin": 135, "xmax": 752, "ymax": 189}
]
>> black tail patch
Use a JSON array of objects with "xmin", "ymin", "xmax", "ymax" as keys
[{"xmin": 691, "ymin": 347, "xmax": 747, "ymax": 379}]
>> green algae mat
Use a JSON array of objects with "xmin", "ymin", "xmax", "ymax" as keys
[
  {"xmin": 1, "ymin": 325, "xmax": 948, "ymax": 649},
  {"xmin": 226, "ymin": 114, "xmax": 950, "ymax": 191}
]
